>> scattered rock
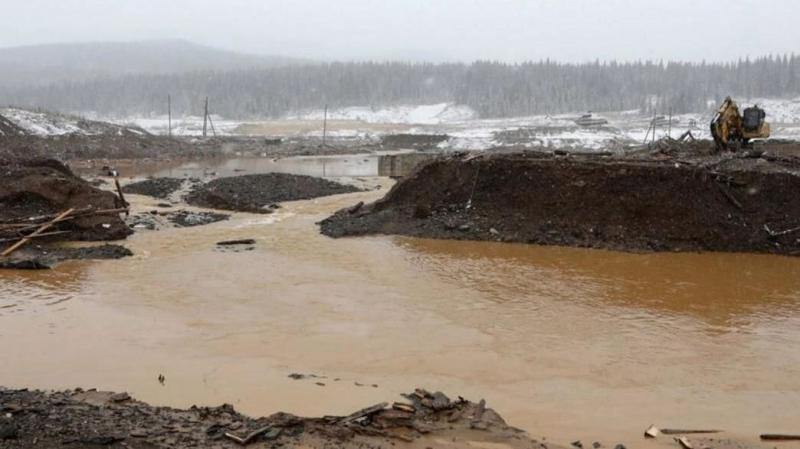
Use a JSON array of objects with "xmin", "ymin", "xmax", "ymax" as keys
[
  {"xmin": 0, "ymin": 421, "xmax": 18, "ymax": 440},
  {"xmin": 167, "ymin": 210, "xmax": 229, "ymax": 228},
  {"xmin": 110, "ymin": 392, "xmax": 131, "ymax": 403}
]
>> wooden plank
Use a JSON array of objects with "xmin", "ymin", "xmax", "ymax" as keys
[
  {"xmin": 1, "ymin": 208, "xmax": 74, "ymax": 257},
  {"xmin": 0, "ymin": 230, "xmax": 71, "ymax": 243}
]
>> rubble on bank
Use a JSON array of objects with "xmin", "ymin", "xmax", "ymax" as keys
[{"xmin": 0, "ymin": 387, "xmax": 553, "ymax": 449}]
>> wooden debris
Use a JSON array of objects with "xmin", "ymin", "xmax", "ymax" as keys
[
  {"xmin": 223, "ymin": 425, "xmax": 273, "ymax": 445},
  {"xmin": 113, "ymin": 176, "xmax": 129, "ymax": 211},
  {"xmin": 760, "ymin": 434, "xmax": 800, "ymax": 441},
  {"xmin": 339, "ymin": 402, "xmax": 388, "ymax": 424},
  {"xmin": 0, "ymin": 230, "xmax": 71, "ymax": 244},
  {"xmin": 473, "ymin": 399, "xmax": 486, "ymax": 421},
  {"xmin": 1, "ymin": 208, "xmax": 74, "ymax": 257},
  {"xmin": 675, "ymin": 436, "xmax": 693, "ymax": 449},
  {"xmin": 644, "ymin": 424, "xmax": 660, "ymax": 438},
  {"xmin": 391, "ymin": 402, "xmax": 415, "ymax": 413}
]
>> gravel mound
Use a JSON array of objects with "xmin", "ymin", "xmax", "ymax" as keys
[
  {"xmin": 185, "ymin": 173, "xmax": 361, "ymax": 213},
  {"xmin": 122, "ymin": 178, "xmax": 185, "ymax": 199}
]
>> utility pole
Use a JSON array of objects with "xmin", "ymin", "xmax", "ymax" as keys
[
  {"xmin": 202, "ymin": 97, "xmax": 209, "ymax": 137},
  {"xmin": 167, "ymin": 95, "xmax": 172, "ymax": 137},
  {"xmin": 322, "ymin": 104, "xmax": 328, "ymax": 146}
]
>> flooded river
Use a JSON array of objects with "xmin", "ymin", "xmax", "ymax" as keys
[{"xmin": 2, "ymin": 167, "xmax": 800, "ymax": 445}]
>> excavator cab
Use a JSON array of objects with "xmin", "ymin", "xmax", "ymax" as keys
[
  {"xmin": 710, "ymin": 97, "xmax": 770, "ymax": 151},
  {"xmin": 742, "ymin": 106, "xmax": 766, "ymax": 132}
]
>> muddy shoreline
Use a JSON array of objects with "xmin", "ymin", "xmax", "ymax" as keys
[
  {"xmin": 0, "ymin": 387, "xmax": 772, "ymax": 449},
  {"xmin": 321, "ymin": 143, "xmax": 800, "ymax": 255},
  {"xmin": 0, "ymin": 387, "xmax": 549, "ymax": 449}
]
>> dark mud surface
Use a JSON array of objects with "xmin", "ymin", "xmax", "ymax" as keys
[
  {"xmin": 321, "ymin": 142, "xmax": 800, "ymax": 255},
  {"xmin": 185, "ymin": 173, "xmax": 361, "ymax": 213},
  {"xmin": 0, "ymin": 387, "xmax": 554, "ymax": 449},
  {"xmin": 122, "ymin": 178, "xmax": 185, "ymax": 199},
  {"xmin": 0, "ymin": 158, "xmax": 131, "ymax": 245},
  {"xmin": 0, "ymin": 244, "xmax": 132, "ymax": 269}
]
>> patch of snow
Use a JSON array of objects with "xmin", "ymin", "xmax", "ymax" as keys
[
  {"xmin": 0, "ymin": 108, "xmax": 83, "ymax": 136},
  {"xmin": 122, "ymin": 115, "xmax": 241, "ymax": 136},
  {"xmin": 290, "ymin": 103, "xmax": 476, "ymax": 125}
]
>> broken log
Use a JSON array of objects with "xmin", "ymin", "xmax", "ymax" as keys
[
  {"xmin": 760, "ymin": 434, "xmax": 800, "ymax": 441},
  {"xmin": 1, "ymin": 208, "xmax": 75, "ymax": 257},
  {"xmin": 661, "ymin": 429, "xmax": 721, "ymax": 435},
  {"xmin": 216, "ymin": 239, "xmax": 256, "ymax": 246}
]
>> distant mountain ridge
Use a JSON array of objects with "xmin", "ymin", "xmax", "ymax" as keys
[{"xmin": 0, "ymin": 39, "xmax": 307, "ymax": 87}]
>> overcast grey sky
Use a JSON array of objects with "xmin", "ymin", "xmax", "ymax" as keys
[{"xmin": 3, "ymin": 0, "xmax": 797, "ymax": 62}]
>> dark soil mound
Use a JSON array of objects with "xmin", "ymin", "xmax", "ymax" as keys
[
  {"xmin": 0, "ymin": 158, "xmax": 131, "ymax": 246},
  {"xmin": 185, "ymin": 173, "xmax": 361, "ymax": 213},
  {"xmin": 122, "ymin": 177, "xmax": 184, "ymax": 199},
  {"xmin": 321, "ymin": 150, "xmax": 800, "ymax": 255}
]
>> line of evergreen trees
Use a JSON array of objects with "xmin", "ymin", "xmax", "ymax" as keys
[{"xmin": 3, "ymin": 55, "xmax": 799, "ymax": 119}]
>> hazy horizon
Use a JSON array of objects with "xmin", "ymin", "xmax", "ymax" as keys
[{"xmin": 3, "ymin": 0, "xmax": 798, "ymax": 63}]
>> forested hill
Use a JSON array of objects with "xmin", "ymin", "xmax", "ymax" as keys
[{"xmin": 3, "ymin": 55, "xmax": 799, "ymax": 119}]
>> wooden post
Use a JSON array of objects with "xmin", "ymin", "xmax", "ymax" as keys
[
  {"xmin": 168, "ymin": 94, "xmax": 172, "ymax": 137},
  {"xmin": 113, "ymin": 176, "xmax": 129, "ymax": 212},
  {"xmin": 322, "ymin": 104, "xmax": 328, "ymax": 146},
  {"xmin": 652, "ymin": 110, "xmax": 657, "ymax": 144},
  {"xmin": 202, "ymin": 97, "xmax": 209, "ymax": 137},
  {"xmin": 1, "ymin": 208, "xmax": 75, "ymax": 257},
  {"xmin": 668, "ymin": 107, "xmax": 672, "ymax": 138},
  {"xmin": 208, "ymin": 113, "xmax": 217, "ymax": 137}
]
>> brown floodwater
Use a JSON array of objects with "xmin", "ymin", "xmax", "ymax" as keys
[{"xmin": 2, "ymin": 179, "xmax": 800, "ymax": 446}]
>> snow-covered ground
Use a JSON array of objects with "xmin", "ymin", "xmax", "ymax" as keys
[
  {"xmin": 0, "ymin": 107, "xmax": 146, "ymax": 137},
  {"xmin": 0, "ymin": 108, "xmax": 85, "ymax": 136},
  {"xmin": 124, "ymin": 115, "xmax": 242, "ymax": 136},
  {"xmin": 289, "ymin": 103, "xmax": 476, "ymax": 125},
  {"xmin": 10, "ymin": 97, "xmax": 799, "ymax": 150}
]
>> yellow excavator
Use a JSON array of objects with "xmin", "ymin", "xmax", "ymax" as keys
[{"xmin": 710, "ymin": 97, "xmax": 770, "ymax": 150}]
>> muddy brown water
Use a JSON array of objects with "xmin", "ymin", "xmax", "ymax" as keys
[{"xmin": 2, "ymin": 166, "xmax": 800, "ymax": 446}]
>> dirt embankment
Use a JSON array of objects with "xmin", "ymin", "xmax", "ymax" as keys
[
  {"xmin": 185, "ymin": 173, "xmax": 361, "ymax": 213},
  {"xmin": 0, "ymin": 159, "xmax": 131, "ymax": 242},
  {"xmin": 321, "ymin": 144, "xmax": 800, "ymax": 255},
  {"xmin": 0, "ymin": 387, "xmax": 551, "ymax": 449}
]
